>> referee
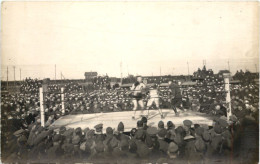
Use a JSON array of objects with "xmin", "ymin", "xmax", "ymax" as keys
[{"xmin": 168, "ymin": 80, "xmax": 182, "ymax": 116}]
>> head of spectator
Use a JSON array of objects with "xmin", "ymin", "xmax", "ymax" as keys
[
  {"xmin": 117, "ymin": 122, "xmax": 124, "ymax": 133},
  {"xmin": 158, "ymin": 121, "xmax": 164, "ymax": 130}
]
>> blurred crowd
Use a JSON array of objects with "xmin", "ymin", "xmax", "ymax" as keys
[
  {"xmin": 1, "ymin": 67, "xmax": 259, "ymax": 163},
  {"xmin": 2, "ymin": 115, "xmax": 258, "ymax": 163}
]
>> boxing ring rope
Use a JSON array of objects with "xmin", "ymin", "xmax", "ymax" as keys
[{"xmin": 38, "ymin": 74, "xmax": 237, "ymax": 127}]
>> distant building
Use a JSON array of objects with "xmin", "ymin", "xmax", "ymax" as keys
[
  {"xmin": 218, "ymin": 70, "xmax": 230, "ymax": 78},
  {"xmin": 218, "ymin": 70, "xmax": 230, "ymax": 75},
  {"xmin": 84, "ymin": 72, "xmax": 98, "ymax": 80}
]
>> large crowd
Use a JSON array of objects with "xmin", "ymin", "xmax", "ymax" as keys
[
  {"xmin": 2, "ymin": 115, "xmax": 258, "ymax": 163},
  {"xmin": 1, "ymin": 67, "xmax": 259, "ymax": 163}
]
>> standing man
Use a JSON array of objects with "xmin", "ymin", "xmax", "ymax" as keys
[
  {"xmin": 168, "ymin": 80, "xmax": 182, "ymax": 116},
  {"xmin": 130, "ymin": 76, "xmax": 146, "ymax": 119}
]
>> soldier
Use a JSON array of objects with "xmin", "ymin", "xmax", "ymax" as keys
[
  {"xmin": 134, "ymin": 130, "xmax": 150, "ymax": 159},
  {"xmin": 158, "ymin": 121, "xmax": 166, "ymax": 131},
  {"xmin": 188, "ymin": 138, "xmax": 206, "ymax": 164},
  {"xmin": 141, "ymin": 116, "xmax": 149, "ymax": 130},
  {"xmin": 146, "ymin": 127, "xmax": 160, "ymax": 160},
  {"xmin": 166, "ymin": 121, "xmax": 176, "ymax": 141},
  {"xmin": 157, "ymin": 129, "xmax": 169, "ymax": 155},
  {"xmin": 157, "ymin": 142, "xmax": 182, "ymax": 164},
  {"xmin": 94, "ymin": 123, "xmax": 105, "ymax": 142},
  {"xmin": 183, "ymin": 119, "xmax": 195, "ymax": 137},
  {"xmin": 116, "ymin": 122, "xmax": 130, "ymax": 141},
  {"xmin": 112, "ymin": 139, "xmax": 129, "ymax": 160}
]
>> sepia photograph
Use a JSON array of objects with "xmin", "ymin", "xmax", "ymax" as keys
[{"xmin": 1, "ymin": 1, "xmax": 259, "ymax": 163}]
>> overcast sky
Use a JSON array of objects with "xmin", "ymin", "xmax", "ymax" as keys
[{"xmin": 1, "ymin": 2, "xmax": 259, "ymax": 80}]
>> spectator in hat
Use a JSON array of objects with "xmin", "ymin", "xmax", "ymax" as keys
[
  {"xmin": 94, "ymin": 124, "xmax": 105, "ymax": 142},
  {"xmin": 187, "ymin": 139, "xmax": 206, "ymax": 164},
  {"xmin": 166, "ymin": 121, "xmax": 176, "ymax": 141},
  {"xmin": 116, "ymin": 122, "xmax": 129, "ymax": 141},
  {"xmin": 157, "ymin": 142, "xmax": 182, "ymax": 164},
  {"xmin": 134, "ymin": 130, "xmax": 150, "ymax": 159},
  {"xmin": 183, "ymin": 120, "xmax": 195, "ymax": 137},
  {"xmin": 112, "ymin": 139, "xmax": 129, "ymax": 160},
  {"xmin": 158, "ymin": 121, "xmax": 165, "ymax": 131},
  {"xmin": 157, "ymin": 129, "xmax": 169, "ymax": 155},
  {"xmin": 141, "ymin": 116, "xmax": 149, "ymax": 130}
]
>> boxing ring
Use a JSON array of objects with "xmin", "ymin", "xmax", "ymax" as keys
[
  {"xmin": 43, "ymin": 73, "xmax": 234, "ymax": 131},
  {"xmin": 49, "ymin": 109, "xmax": 214, "ymax": 132}
]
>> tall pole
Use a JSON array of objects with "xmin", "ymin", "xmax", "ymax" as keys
[
  {"xmin": 61, "ymin": 87, "xmax": 65, "ymax": 115},
  {"xmin": 120, "ymin": 62, "xmax": 123, "ymax": 84},
  {"xmin": 13, "ymin": 66, "xmax": 16, "ymax": 89},
  {"xmin": 7, "ymin": 66, "xmax": 8, "ymax": 90},
  {"xmin": 224, "ymin": 73, "xmax": 232, "ymax": 119},
  {"xmin": 13, "ymin": 66, "xmax": 16, "ymax": 81},
  {"xmin": 228, "ymin": 61, "xmax": 230, "ymax": 73},
  {"xmin": 39, "ymin": 87, "xmax": 45, "ymax": 127},
  {"xmin": 20, "ymin": 68, "xmax": 21, "ymax": 81},
  {"xmin": 127, "ymin": 64, "xmax": 129, "ymax": 76},
  {"xmin": 55, "ymin": 64, "xmax": 56, "ymax": 80},
  {"xmin": 187, "ymin": 62, "xmax": 190, "ymax": 75}
]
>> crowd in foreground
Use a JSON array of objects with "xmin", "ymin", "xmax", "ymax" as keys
[{"xmin": 2, "ymin": 114, "xmax": 258, "ymax": 163}]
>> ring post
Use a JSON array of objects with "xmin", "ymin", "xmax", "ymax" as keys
[
  {"xmin": 39, "ymin": 87, "xmax": 45, "ymax": 127},
  {"xmin": 61, "ymin": 87, "xmax": 65, "ymax": 115},
  {"xmin": 223, "ymin": 73, "xmax": 232, "ymax": 119}
]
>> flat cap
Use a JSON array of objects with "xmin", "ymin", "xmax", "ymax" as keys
[
  {"xmin": 94, "ymin": 123, "xmax": 103, "ymax": 129},
  {"xmin": 183, "ymin": 120, "xmax": 192, "ymax": 127},
  {"xmin": 184, "ymin": 134, "xmax": 195, "ymax": 140},
  {"xmin": 94, "ymin": 123, "xmax": 103, "ymax": 132}
]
